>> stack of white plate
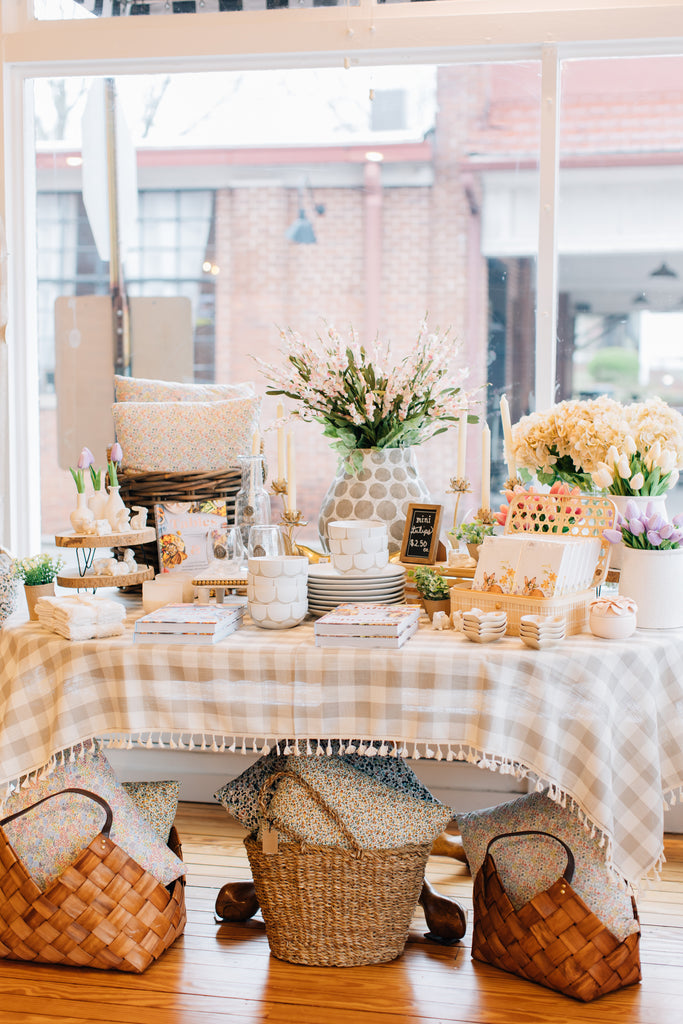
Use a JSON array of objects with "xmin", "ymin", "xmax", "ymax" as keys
[{"xmin": 307, "ymin": 562, "xmax": 406, "ymax": 617}]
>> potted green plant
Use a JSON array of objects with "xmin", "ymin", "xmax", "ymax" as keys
[
  {"xmin": 411, "ymin": 566, "xmax": 451, "ymax": 620},
  {"xmin": 12, "ymin": 554, "xmax": 64, "ymax": 621},
  {"xmin": 450, "ymin": 519, "xmax": 495, "ymax": 562}
]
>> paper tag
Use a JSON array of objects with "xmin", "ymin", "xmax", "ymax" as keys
[{"xmin": 262, "ymin": 824, "xmax": 279, "ymax": 855}]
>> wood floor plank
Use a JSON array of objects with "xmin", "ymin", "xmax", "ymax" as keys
[{"xmin": 0, "ymin": 803, "xmax": 681, "ymax": 1024}]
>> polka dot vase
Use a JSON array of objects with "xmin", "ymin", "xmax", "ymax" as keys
[{"xmin": 318, "ymin": 448, "xmax": 430, "ymax": 554}]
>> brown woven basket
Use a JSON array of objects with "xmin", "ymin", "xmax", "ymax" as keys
[
  {"xmin": 0, "ymin": 787, "xmax": 186, "ymax": 973},
  {"xmin": 117, "ymin": 466, "xmax": 243, "ymax": 573},
  {"xmin": 472, "ymin": 830, "xmax": 641, "ymax": 1002},
  {"xmin": 244, "ymin": 770, "xmax": 431, "ymax": 967}
]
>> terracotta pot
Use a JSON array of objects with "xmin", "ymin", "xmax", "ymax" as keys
[
  {"xmin": 422, "ymin": 597, "xmax": 451, "ymax": 621},
  {"xmin": 24, "ymin": 582, "xmax": 55, "ymax": 621}
]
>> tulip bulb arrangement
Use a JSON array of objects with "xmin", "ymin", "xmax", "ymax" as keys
[
  {"xmin": 69, "ymin": 446, "xmax": 94, "ymax": 493},
  {"xmin": 107, "ymin": 442, "xmax": 123, "ymax": 488}
]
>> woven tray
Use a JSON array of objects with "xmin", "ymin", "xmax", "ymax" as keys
[
  {"xmin": 117, "ymin": 467, "xmax": 242, "ymax": 573},
  {"xmin": 0, "ymin": 788, "xmax": 186, "ymax": 973},
  {"xmin": 245, "ymin": 770, "xmax": 431, "ymax": 967}
]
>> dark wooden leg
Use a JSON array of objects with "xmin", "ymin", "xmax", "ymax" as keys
[
  {"xmin": 215, "ymin": 880, "xmax": 259, "ymax": 921},
  {"xmin": 419, "ymin": 878, "xmax": 467, "ymax": 944}
]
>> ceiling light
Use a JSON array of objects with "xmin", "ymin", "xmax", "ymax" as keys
[
  {"xmin": 649, "ymin": 262, "xmax": 678, "ymax": 279},
  {"xmin": 632, "ymin": 292, "xmax": 648, "ymax": 306},
  {"xmin": 365, "ymin": 151, "xmax": 384, "ymax": 163}
]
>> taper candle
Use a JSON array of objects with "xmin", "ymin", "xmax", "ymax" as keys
[
  {"xmin": 499, "ymin": 394, "xmax": 517, "ymax": 478},
  {"xmin": 457, "ymin": 412, "xmax": 468, "ymax": 478},
  {"xmin": 286, "ymin": 430, "xmax": 297, "ymax": 512},
  {"xmin": 251, "ymin": 429, "xmax": 261, "ymax": 456},
  {"xmin": 481, "ymin": 423, "xmax": 491, "ymax": 509},
  {"xmin": 276, "ymin": 402, "xmax": 286, "ymax": 481}
]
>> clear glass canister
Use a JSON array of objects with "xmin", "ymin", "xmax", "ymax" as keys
[{"xmin": 234, "ymin": 455, "xmax": 272, "ymax": 548}]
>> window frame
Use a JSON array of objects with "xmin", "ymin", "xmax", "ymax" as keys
[{"xmin": 2, "ymin": 1, "xmax": 683, "ymax": 551}]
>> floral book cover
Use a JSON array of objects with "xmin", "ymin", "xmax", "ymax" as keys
[{"xmin": 154, "ymin": 500, "xmax": 229, "ymax": 574}]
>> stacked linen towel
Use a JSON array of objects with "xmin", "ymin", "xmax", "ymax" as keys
[{"xmin": 36, "ymin": 594, "xmax": 126, "ymax": 641}]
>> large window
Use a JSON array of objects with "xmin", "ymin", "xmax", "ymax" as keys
[{"xmin": 4, "ymin": 3, "xmax": 683, "ymax": 551}]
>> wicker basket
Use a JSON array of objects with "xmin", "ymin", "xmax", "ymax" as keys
[
  {"xmin": 0, "ymin": 787, "xmax": 186, "ymax": 973},
  {"xmin": 245, "ymin": 770, "xmax": 432, "ymax": 967},
  {"xmin": 449, "ymin": 583, "xmax": 594, "ymax": 636},
  {"xmin": 117, "ymin": 466, "xmax": 242, "ymax": 573}
]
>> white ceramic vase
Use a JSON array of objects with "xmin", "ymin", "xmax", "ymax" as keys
[
  {"xmin": 105, "ymin": 485, "xmax": 127, "ymax": 530},
  {"xmin": 609, "ymin": 494, "xmax": 667, "ymax": 571},
  {"xmin": 318, "ymin": 448, "xmax": 430, "ymax": 555},
  {"xmin": 70, "ymin": 491, "xmax": 95, "ymax": 535},
  {"xmin": 88, "ymin": 486, "xmax": 108, "ymax": 522},
  {"xmin": 618, "ymin": 546, "xmax": 683, "ymax": 629},
  {"xmin": 247, "ymin": 555, "xmax": 308, "ymax": 629}
]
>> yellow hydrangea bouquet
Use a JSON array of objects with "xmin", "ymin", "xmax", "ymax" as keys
[{"xmin": 511, "ymin": 396, "xmax": 683, "ymax": 497}]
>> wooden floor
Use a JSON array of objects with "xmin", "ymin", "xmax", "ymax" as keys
[{"xmin": 1, "ymin": 803, "xmax": 682, "ymax": 1023}]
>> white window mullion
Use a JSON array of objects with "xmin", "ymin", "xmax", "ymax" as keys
[{"xmin": 535, "ymin": 43, "xmax": 560, "ymax": 411}]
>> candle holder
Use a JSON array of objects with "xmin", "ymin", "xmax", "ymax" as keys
[
  {"xmin": 503, "ymin": 475, "xmax": 524, "ymax": 492},
  {"xmin": 447, "ymin": 476, "xmax": 472, "ymax": 537},
  {"xmin": 474, "ymin": 506, "xmax": 497, "ymax": 526},
  {"xmin": 279, "ymin": 509, "xmax": 308, "ymax": 555},
  {"xmin": 271, "ymin": 479, "xmax": 289, "ymax": 511}
]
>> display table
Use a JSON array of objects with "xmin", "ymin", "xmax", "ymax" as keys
[{"xmin": 1, "ymin": 602, "xmax": 682, "ymax": 889}]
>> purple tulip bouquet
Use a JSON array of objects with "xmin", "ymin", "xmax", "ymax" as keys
[{"xmin": 604, "ymin": 500, "xmax": 683, "ymax": 550}]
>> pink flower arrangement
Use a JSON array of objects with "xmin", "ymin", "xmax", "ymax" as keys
[
  {"xmin": 494, "ymin": 481, "xmax": 582, "ymax": 529},
  {"xmin": 604, "ymin": 500, "xmax": 683, "ymax": 550}
]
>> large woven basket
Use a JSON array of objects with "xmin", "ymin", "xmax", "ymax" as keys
[
  {"xmin": 244, "ymin": 770, "xmax": 431, "ymax": 967},
  {"xmin": 117, "ymin": 466, "xmax": 242, "ymax": 573},
  {"xmin": 0, "ymin": 787, "xmax": 186, "ymax": 973},
  {"xmin": 472, "ymin": 830, "xmax": 641, "ymax": 1002}
]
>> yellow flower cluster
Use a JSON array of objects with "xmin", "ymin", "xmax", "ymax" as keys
[
  {"xmin": 625, "ymin": 397, "xmax": 683, "ymax": 465},
  {"xmin": 511, "ymin": 397, "xmax": 627, "ymax": 476}
]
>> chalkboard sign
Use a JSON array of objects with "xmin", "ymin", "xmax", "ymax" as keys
[{"xmin": 400, "ymin": 503, "xmax": 443, "ymax": 564}]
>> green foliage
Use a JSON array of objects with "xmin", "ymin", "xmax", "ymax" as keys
[
  {"xmin": 451, "ymin": 521, "xmax": 495, "ymax": 545},
  {"xmin": 410, "ymin": 566, "xmax": 450, "ymax": 600},
  {"xmin": 587, "ymin": 347, "xmax": 639, "ymax": 385},
  {"xmin": 12, "ymin": 553, "xmax": 64, "ymax": 585}
]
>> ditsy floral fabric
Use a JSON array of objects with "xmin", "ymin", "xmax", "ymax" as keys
[
  {"xmin": 122, "ymin": 780, "xmax": 180, "ymax": 841},
  {"xmin": 260, "ymin": 755, "xmax": 453, "ymax": 850},
  {"xmin": 214, "ymin": 745, "xmax": 437, "ymax": 834},
  {"xmin": 456, "ymin": 791, "xmax": 639, "ymax": 941},
  {"xmin": 114, "ymin": 374, "xmax": 255, "ymax": 403},
  {"xmin": 1, "ymin": 749, "xmax": 186, "ymax": 891},
  {"xmin": 112, "ymin": 396, "xmax": 261, "ymax": 472}
]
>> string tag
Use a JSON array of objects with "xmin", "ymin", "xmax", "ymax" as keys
[{"xmin": 262, "ymin": 824, "xmax": 279, "ymax": 856}]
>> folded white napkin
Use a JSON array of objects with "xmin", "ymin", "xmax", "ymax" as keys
[{"xmin": 35, "ymin": 594, "xmax": 126, "ymax": 640}]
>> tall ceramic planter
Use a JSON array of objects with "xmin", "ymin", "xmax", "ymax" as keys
[
  {"xmin": 609, "ymin": 495, "xmax": 667, "ymax": 570},
  {"xmin": 105, "ymin": 485, "xmax": 127, "ymax": 530},
  {"xmin": 618, "ymin": 546, "xmax": 683, "ymax": 629},
  {"xmin": 70, "ymin": 492, "xmax": 95, "ymax": 535},
  {"xmin": 318, "ymin": 448, "xmax": 430, "ymax": 554}
]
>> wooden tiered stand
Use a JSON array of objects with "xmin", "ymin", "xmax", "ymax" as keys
[{"xmin": 55, "ymin": 527, "xmax": 157, "ymax": 589}]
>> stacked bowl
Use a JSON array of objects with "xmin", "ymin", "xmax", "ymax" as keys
[
  {"xmin": 519, "ymin": 614, "xmax": 566, "ymax": 649},
  {"xmin": 327, "ymin": 520, "xmax": 389, "ymax": 575},
  {"xmin": 462, "ymin": 608, "xmax": 507, "ymax": 644}
]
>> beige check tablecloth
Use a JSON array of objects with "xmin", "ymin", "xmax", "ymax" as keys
[{"xmin": 1, "ymin": 608, "xmax": 682, "ymax": 888}]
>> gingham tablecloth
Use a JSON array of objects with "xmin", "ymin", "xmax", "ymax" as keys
[{"xmin": 1, "ymin": 609, "xmax": 682, "ymax": 888}]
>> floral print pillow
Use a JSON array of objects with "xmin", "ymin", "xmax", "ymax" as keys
[
  {"xmin": 112, "ymin": 395, "xmax": 261, "ymax": 472},
  {"xmin": 114, "ymin": 374, "xmax": 255, "ymax": 403},
  {"xmin": 1, "ymin": 749, "xmax": 185, "ymax": 891}
]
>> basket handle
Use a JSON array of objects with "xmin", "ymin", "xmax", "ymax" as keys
[
  {"xmin": 485, "ymin": 829, "xmax": 575, "ymax": 884},
  {"xmin": 258, "ymin": 769, "xmax": 363, "ymax": 855},
  {"xmin": 0, "ymin": 787, "xmax": 114, "ymax": 837}
]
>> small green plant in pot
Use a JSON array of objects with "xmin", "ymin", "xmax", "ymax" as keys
[
  {"xmin": 411, "ymin": 566, "xmax": 451, "ymax": 620},
  {"xmin": 12, "ymin": 553, "xmax": 64, "ymax": 621},
  {"xmin": 450, "ymin": 518, "xmax": 495, "ymax": 561}
]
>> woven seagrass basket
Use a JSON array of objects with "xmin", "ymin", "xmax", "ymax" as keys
[
  {"xmin": 0, "ymin": 787, "xmax": 186, "ymax": 973},
  {"xmin": 117, "ymin": 466, "xmax": 242, "ymax": 573},
  {"xmin": 244, "ymin": 770, "xmax": 432, "ymax": 967}
]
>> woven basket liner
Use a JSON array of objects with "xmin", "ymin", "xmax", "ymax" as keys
[
  {"xmin": 0, "ymin": 788, "xmax": 186, "ymax": 973},
  {"xmin": 472, "ymin": 830, "xmax": 641, "ymax": 1002},
  {"xmin": 244, "ymin": 769, "xmax": 431, "ymax": 967},
  {"xmin": 116, "ymin": 466, "xmax": 242, "ymax": 574}
]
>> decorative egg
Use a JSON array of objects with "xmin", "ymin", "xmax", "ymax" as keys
[{"xmin": 589, "ymin": 596, "xmax": 638, "ymax": 640}]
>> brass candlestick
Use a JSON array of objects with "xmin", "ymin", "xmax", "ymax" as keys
[
  {"xmin": 447, "ymin": 476, "xmax": 471, "ymax": 537},
  {"xmin": 503, "ymin": 475, "xmax": 523, "ymax": 492},
  {"xmin": 475, "ymin": 506, "xmax": 497, "ymax": 526},
  {"xmin": 279, "ymin": 509, "xmax": 308, "ymax": 555},
  {"xmin": 271, "ymin": 479, "xmax": 288, "ymax": 511}
]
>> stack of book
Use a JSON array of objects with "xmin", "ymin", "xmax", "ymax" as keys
[
  {"xmin": 134, "ymin": 601, "xmax": 246, "ymax": 645},
  {"xmin": 313, "ymin": 603, "xmax": 421, "ymax": 649}
]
